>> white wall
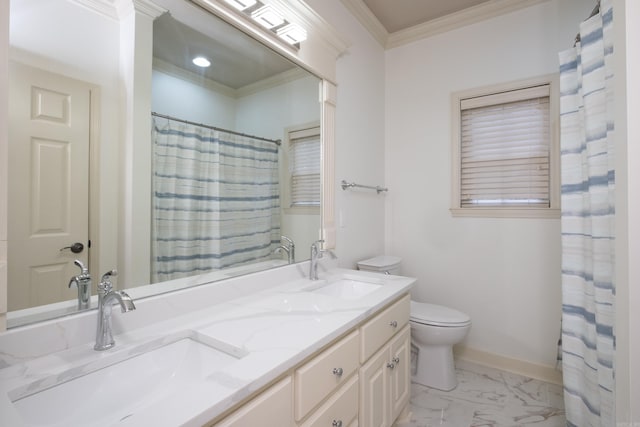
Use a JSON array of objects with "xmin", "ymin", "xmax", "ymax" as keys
[
  {"xmin": 0, "ymin": 0, "xmax": 8, "ymax": 330},
  {"xmin": 304, "ymin": 0, "xmax": 387, "ymax": 268},
  {"xmin": 236, "ymin": 75, "xmax": 320, "ymax": 140},
  {"xmin": 384, "ymin": 0, "xmax": 592, "ymax": 369},
  {"xmin": 236, "ymin": 75, "xmax": 322, "ymax": 253},
  {"xmin": 152, "ymin": 69, "xmax": 237, "ymax": 129}
]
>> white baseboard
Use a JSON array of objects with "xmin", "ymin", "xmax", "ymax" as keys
[{"xmin": 454, "ymin": 345, "xmax": 563, "ymax": 385}]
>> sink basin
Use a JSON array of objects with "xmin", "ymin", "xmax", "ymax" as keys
[
  {"xmin": 9, "ymin": 331, "xmax": 246, "ymax": 426},
  {"xmin": 244, "ymin": 292, "xmax": 334, "ymax": 313},
  {"xmin": 310, "ymin": 277, "xmax": 382, "ymax": 300}
]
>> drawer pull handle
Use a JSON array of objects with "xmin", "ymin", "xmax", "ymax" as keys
[
  {"xmin": 332, "ymin": 367, "xmax": 344, "ymax": 377},
  {"xmin": 389, "ymin": 320, "xmax": 398, "ymax": 328},
  {"xmin": 393, "ymin": 356, "xmax": 400, "ymax": 365},
  {"xmin": 332, "ymin": 421, "xmax": 343, "ymax": 427},
  {"xmin": 387, "ymin": 362, "xmax": 395, "ymax": 369}
]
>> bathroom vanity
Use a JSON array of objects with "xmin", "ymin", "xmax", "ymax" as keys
[
  {"xmin": 0, "ymin": 264, "xmax": 414, "ymax": 426},
  {"xmin": 216, "ymin": 294, "xmax": 410, "ymax": 427}
]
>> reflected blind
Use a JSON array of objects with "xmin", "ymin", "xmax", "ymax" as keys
[
  {"xmin": 460, "ymin": 85, "xmax": 550, "ymax": 208},
  {"xmin": 289, "ymin": 126, "xmax": 320, "ymax": 207}
]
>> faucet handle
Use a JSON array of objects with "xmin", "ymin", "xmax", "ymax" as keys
[
  {"xmin": 73, "ymin": 259, "xmax": 89, "ymax": 276},
  {"xmin": 281, "ymin": 236, "xmax": 294, "ymax": 247},
  {"xmin": 69, "ymin": 259, "xmax": 90, "ymax": 288},
  {"xmin": 101, "ymin": 269, "xmax": 117, "ymax": 282},
  {"xmin": 99, "ymin": 269, "xmax": 117, "ymax": 291}
]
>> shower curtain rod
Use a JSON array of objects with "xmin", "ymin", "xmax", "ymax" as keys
[
  {"xmin": 151, "ymin": 112, "xmax": 281, "ymax": 145},
  {"xmin": 574, "ymin": 0, "xmax": 601, "ymax": 46}
]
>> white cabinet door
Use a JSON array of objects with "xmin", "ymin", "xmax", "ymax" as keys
[
  {"xmin": 215, "ymin": 377, "xmax": 293, "ymax": 427},
  {"xmin": 359, "ymin": 323, "xmax": 411, "ymax": 427},
  {"xmin": 359, "ymin": 345, "xmax": 390, "ymax": 427},
  {"xmin": 389, "ymin": 325, "xmax": 411, "ymax": 422}
]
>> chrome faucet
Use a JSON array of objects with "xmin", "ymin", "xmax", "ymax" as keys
[
  {"xmin": 309, "ymin": 239, "xmax": 325, "ymax": 280},
  {"xmin": 94, "ymin": 270, "xmax": 136, "ymax": 351},
  {"xmin": 273, "ymin": 236, "xmax": 295, "ymax": 264},
  {"xmin": 280, "ymin": 236, "xmax": 295, "ymax": 263},
  {"xmin": 273, "ymin": 245, "xmax": 292, "ymax": 262},
  {"xmin": 68, "ymin": 259, "xmax": 91, "ymax": 310}
]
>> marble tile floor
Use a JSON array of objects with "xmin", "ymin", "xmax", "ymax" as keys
[{"xmin": 400, "ymin": 360, "xmax": 565, "ymax": 427}]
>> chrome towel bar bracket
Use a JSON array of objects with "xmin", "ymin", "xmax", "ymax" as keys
[{"xmin": 341, "ymin": 180, "xmax": 388, "ymax": 194}]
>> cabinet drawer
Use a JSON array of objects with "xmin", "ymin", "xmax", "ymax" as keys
[
  {"xmin": 214, "ymin": 377, "xmax": 293, "ymax": 427},
  {"xmin": 360, "ymin": 294, "xmax": 410, "ymax": 363},
  {"xmin": 295, "ymin": 330, "xmax": 360, "ymax": 420},
  {"xmin": 300, "ymin": 374, "xmax": 358, "ymax": 427}
]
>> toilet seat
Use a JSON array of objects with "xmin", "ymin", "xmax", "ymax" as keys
[{"xmin": 410, "ymin": 301, "xmax": 471, "ymax": 327}]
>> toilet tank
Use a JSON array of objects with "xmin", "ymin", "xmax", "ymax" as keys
[{"xmin": 356, "ymin": 255, "xmax": 402, "ymax": 275}]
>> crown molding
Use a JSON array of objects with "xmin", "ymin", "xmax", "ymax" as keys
[
  {"xmin": 68, "ymin": 0, "xmax": 166, "ymax": 20},
  {"xmin": 236, "ymin": 67, "xmax": 310, "ymax": 98},
  {"xmin": 386, "ymin": 0, "xmax": 551, "ymax": 49},
  {"xmin": 68, "ymin": 0, "xmax": 119, "ymax": 20},
  {"xmin": 116, "ymin": 0, "xmax": 167, "ymax": 19},
  {"xmin": 338, "ymin": 0, "xmax": 387, "ymax": 47},
  {"xmin": 153, "ymin": 58, "xmax": 310, "ymax": 99},
  {"xmin": 338, "ymin": 0, "xmax": 551, "ymax": 50},
  {"xmin": 264, "ymin": 0, "xmax": 351, "ymax": 59},
  {"xmin": 153, "ymin": 58, "xmax": 238, "ymax": 99}
]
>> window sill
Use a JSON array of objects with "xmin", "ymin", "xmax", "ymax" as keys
[{"xmin": 450, "ymin": 207, "xmax": 560, "ymax": 219}]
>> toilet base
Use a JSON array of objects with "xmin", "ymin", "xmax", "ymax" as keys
[{"xmin": 412, "ymin": 344, "xmax": 458, "ymax": 391}]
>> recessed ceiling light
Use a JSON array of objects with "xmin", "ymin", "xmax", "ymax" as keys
[
  {"xmin": 276, "ymin": 23, "xmax": 307, "ymax": 44},
  {"xmin": 192, "ymin": 56, "xmax": 211, "ymax": 68},
  {"xmin": 250, "ymin": 4, "xmax": 284, "ymax": 29},
  {"xmin": 223, "ymin": 0, "xmax": 257, "ymax": 11}
]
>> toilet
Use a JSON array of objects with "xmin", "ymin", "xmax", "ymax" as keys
[{"xmin": 357, "ymin": 256, "xmax": 472, "ymax": 391}]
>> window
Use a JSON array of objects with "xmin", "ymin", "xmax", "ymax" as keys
[
  {"xmin": 451, "ymin": 76, "xmax": 560, "ymax": 218},
  {"xmin": 283, "ymin": 123, "xmax": 320, "ymax": 213}
]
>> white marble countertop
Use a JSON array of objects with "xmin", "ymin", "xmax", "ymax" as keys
[{"xmin": 0, "ymin": 267, "xmax": 414, "ymax": 426}]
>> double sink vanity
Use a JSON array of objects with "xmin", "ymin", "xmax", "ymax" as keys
[{"xmin": 0, "ymin": 260, "xmax": 414, "ymax": 426}]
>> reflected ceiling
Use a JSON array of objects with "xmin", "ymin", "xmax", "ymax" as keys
[{"xmin": 153, "ymin": 12, "xmax": 295, "ymax": 89}]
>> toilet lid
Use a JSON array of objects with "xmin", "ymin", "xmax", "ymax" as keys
[
  {"xmin": 357, "ymin": 255, "xmax": 401, "ymax": 270},
  {"xmin": 410, "ymin": 301, "xmax": 471, "ymax": 327}
]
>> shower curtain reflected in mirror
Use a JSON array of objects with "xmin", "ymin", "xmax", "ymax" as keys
[
  {"xmin": 559, "ymin": 0, "xmax": 615, "ymax": 424},
  {"xmin": 151, "ymin": 116, "xmax": 281, "ymax": 282}
]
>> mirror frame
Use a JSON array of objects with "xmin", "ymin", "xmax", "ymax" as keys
[{"xmin": 0, "ymin": 0, "xmax": 348, "ymax": 330}]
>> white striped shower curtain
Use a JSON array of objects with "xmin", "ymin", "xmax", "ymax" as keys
[
  {"xmin": 559, "ymin": 0, "xmax": 615, "ymax": 425},
  {"xmin": 151, "ymin": 116, "xmax": 281, "ymax": 282}
]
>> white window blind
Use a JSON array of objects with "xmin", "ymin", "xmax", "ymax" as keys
[
  {"xmin": 459, "ymin": 85, "xmax": 550, "ymax": 208},
  {"xmin": 288, "ymin": 126, "xmax": 320, "ymax": 207}
]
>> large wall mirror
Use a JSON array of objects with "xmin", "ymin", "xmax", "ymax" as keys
[{"xmin": 6, "ymin": 0, "xmax": 330, "ymax": 328}]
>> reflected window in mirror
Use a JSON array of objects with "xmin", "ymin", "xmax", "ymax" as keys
[{"xmin": 284, "ymin": 123, "xmax": 321, "ymax": 213}]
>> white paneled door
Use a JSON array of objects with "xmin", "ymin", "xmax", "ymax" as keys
[{"xmin": 8, "ymin": 62, "xmax": 92, "ymax": 311}]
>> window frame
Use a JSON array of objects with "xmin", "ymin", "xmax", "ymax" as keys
[
  {"xmin": 450, "ymin": 75, "xmax": 560, "ymax": 219},
  {"xmin": 282, "ymin": 121, "xmax": 321, "ymax": 215}
]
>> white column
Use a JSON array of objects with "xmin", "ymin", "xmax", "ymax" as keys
[
  {"xmin": 321, "ymin": 80, "xmax": 337, "ymax": 249},
  {"xmin": 117, "ymin": 0, "xmax": 165, "ymax": 288}
]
